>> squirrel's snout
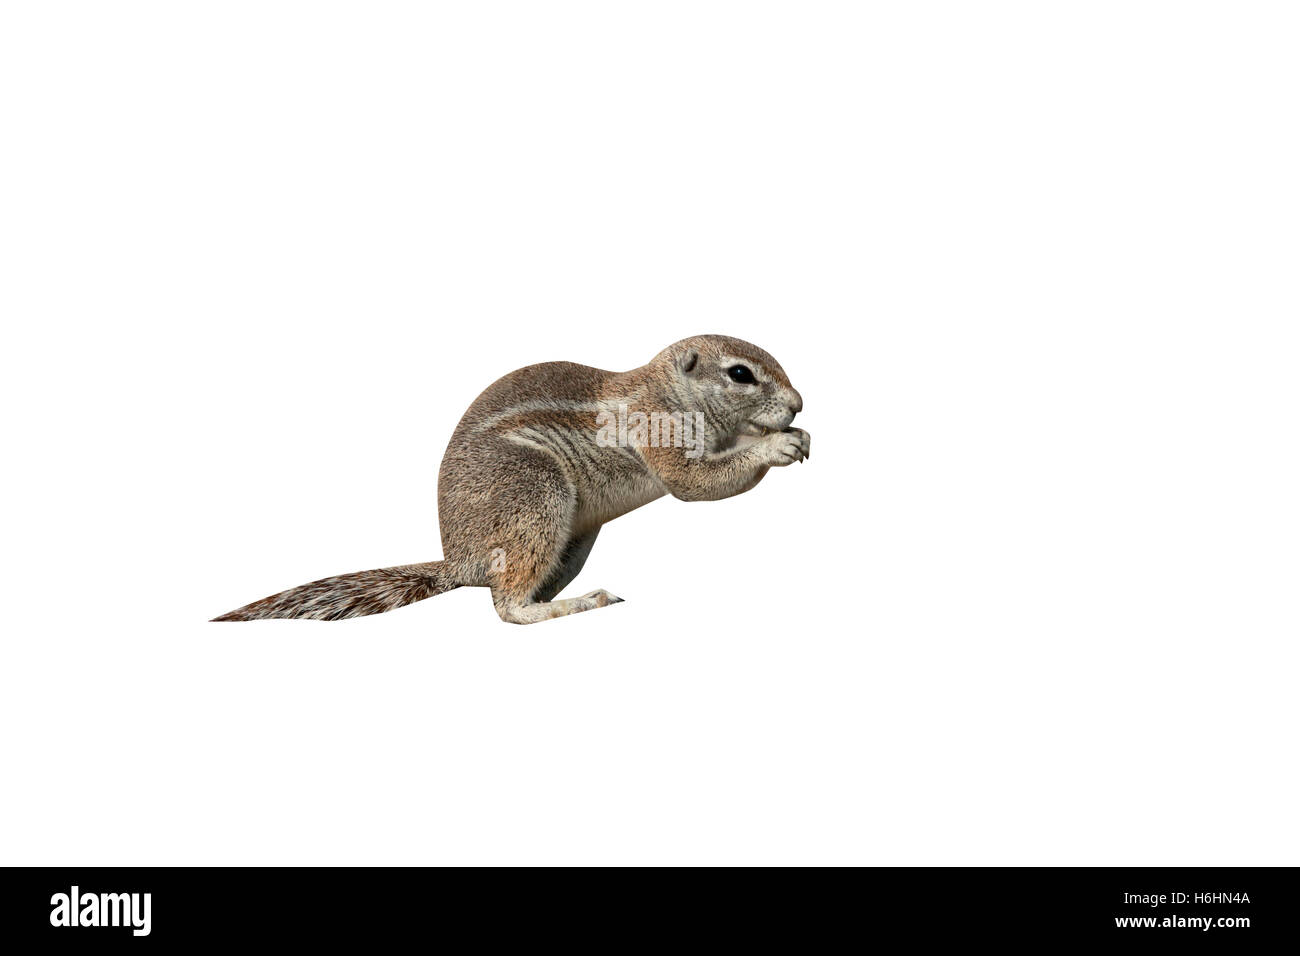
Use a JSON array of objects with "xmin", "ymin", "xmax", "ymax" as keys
[{"xmin": 787, "ymin": 389, "xmax": 803, "ymax": 416}]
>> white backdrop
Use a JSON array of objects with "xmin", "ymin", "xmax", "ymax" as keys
[{"xmin": 2, "ymin": 2, "xmax": 1297, "ymax": 865}]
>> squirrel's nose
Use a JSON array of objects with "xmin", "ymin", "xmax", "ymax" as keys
[{"xmin": 788, "ymin": 389, "xmax": 803, "ymax": 415}]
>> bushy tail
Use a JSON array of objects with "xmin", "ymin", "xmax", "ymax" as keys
[{"xmin": 212, "ymin": 561, "xmax": 459, "ymax": 622}]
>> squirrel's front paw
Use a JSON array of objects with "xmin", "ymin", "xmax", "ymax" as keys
[{"xmin": 759, "ymin": 426, "xmax": 811, "ymax": 466}]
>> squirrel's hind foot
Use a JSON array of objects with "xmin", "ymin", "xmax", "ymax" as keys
[{"xmin": 494, "ymin": 588, "xmax": 624, "ymax": 625}]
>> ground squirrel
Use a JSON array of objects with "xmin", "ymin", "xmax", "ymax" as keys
[{"xmin": 214, "ymin": 334, "xmax": 809, "ymax": 624}]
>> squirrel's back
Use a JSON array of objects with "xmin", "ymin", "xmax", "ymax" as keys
[{"xmin": 448, "ymin": 361, "xmax": 616, "ymax": 438}]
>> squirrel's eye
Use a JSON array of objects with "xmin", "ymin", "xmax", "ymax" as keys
[{"xmin": 727, "ymin": 365, "xmax": 756, "ymax": 384}]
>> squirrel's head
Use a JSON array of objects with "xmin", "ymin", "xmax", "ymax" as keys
[{"xmin": 657, "ymin": 334, "xmax": 804, "ymax": 437}]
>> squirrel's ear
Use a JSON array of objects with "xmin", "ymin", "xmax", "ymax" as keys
[{"xmin": 680, "ymin": 350, "xmax": 698, "ymax": 374}]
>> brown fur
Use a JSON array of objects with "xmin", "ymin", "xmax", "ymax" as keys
[{"xmin": 213, "ymin": 335, "xmax": 808, "ymax": 624}]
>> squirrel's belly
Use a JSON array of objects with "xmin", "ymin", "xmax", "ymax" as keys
[
  {"xmin": 567, "ymin": 438, "xmax": 666, "ymax": 530},
  {"xmin": 574, "ymin": 475, "xmax": 666, "ymax": 532}
]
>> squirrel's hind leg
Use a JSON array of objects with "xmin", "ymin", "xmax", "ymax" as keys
[
  {"xmin": 453, "ymin": 443, "xmax": 622, "ymax": 624},
  {"xmin": 490, "ymin": 519, "xmax": 621, "ymax": 624}
]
